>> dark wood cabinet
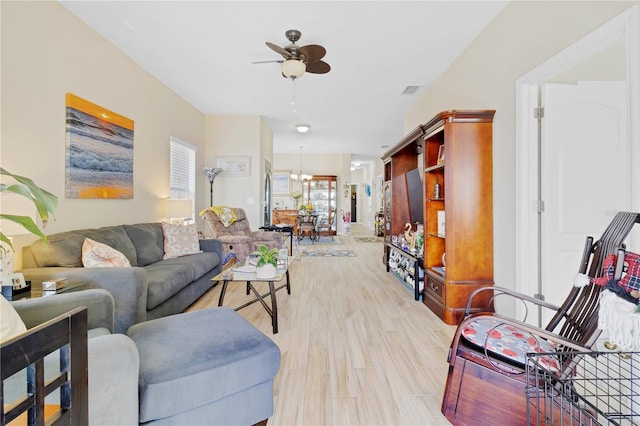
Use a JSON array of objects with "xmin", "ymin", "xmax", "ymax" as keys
[
  {"xmin": 422, "ymin": 110, "xmax": 495, "ymax": 324},
  {"xmin": 381, "ymin": 126, "xmax": 425, "ymax": 295},
  {"xmin": 382, "ymin": 110, "xmax": 495, "ymax": 324}
]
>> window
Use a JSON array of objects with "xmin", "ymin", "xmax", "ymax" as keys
[{"xmin": 169, "ymin": 137, "xmax": 196, "ymax": 217}]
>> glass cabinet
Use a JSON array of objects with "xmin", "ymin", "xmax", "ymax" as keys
[{"xmin": 302, "ymin": 175, "xmax": 337, "ymax": 236}]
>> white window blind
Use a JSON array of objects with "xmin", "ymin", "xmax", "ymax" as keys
[{"xmin": 169, "ymin": 138, "xmax": 196, "ymax": 204}]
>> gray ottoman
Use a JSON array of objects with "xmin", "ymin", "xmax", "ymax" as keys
[{"xmin": 127, "ymin": 307, "xmax": 281, "ymax": 425}]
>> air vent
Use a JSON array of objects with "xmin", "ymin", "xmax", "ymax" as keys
[{"xmin": 401, "ymin": 85, "xmax": 420, "ymax": 95}]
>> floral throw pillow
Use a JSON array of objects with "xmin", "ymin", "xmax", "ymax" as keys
[
  {"xmin": 162, "ymin": 222, "xmax": 202, "ymax": 259},
  {"xmin": 82, "ymin": 238, "xmax": 131, "ymax": 268}
]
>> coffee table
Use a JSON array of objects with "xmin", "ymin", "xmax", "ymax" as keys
[
  {"xmin": 212, "ymin": 257, "xmax": 292, "ymax": 334},
  {"xmin": 3, "ymin": 281, "xmax": 86, "ymax": 301}
]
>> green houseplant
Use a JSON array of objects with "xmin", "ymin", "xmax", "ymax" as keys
[
  {"xmin": 0, "ymin": 167, "xmax": 58, "ymax": 253},
  {"xmin": 254, "ymin": 244, "xmax": 280, "ymax": 279}
]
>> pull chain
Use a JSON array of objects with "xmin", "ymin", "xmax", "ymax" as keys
[{"xmin": 291, "ymin": 77, "xmax": 298, "ymax": 115}]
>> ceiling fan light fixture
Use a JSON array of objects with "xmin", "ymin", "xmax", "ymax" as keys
[
  {"xmin": 295, "ymin": 123, "xmax": 311, "ymax": 133},
  {"xmin": 282, "ymin": 59, "xmax": 305, "ymax": 79}
]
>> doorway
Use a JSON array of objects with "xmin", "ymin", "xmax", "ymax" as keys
[
  {"xmin": 264, "ymin": 160, "xmax": 272, "ymax": 226},
  {"xmin": 515, "ymin": 6, "xmax": 640, "ymax": 325},
  {"xmin": 350, "ymin": 184, "xmax": 358, "ymax": 223}
]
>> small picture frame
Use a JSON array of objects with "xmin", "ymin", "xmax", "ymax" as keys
[
  {"xmin": 4, "ymin": 272, "xmax": 27, "ymax": 290},
  {"xmin": 437, "ymin": 145, "xmax": 445, "ymax": 165}
]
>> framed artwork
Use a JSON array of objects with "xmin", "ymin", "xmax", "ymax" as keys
[
  {"xmin": 272, "ymin": 171, "xmax": 291, "ymax": 195},
  {"xmin": 65, "ymin": 93, "xmax": 134, "ymax": 199},
  {"xmin": 215, "ymin": 156, "xmax": 251, "ymax": 177}
]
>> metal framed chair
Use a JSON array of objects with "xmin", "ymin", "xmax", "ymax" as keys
[{"xmin": 441, "ymin": 211, "xmax": 640, "ymax": 425}]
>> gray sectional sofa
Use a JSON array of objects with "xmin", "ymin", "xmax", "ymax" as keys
[{"xmin": 21, "ymin": 223, "xmax": 223, "ymax": 333}]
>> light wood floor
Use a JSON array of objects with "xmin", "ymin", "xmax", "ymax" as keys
[{"xmin": 188, "ymin": 224, "xmax": 456, "ymax": 425}]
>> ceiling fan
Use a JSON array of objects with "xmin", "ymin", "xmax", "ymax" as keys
[{"xmin": 254, "ymin": 29, "xmax": 331, "ymax": 79}]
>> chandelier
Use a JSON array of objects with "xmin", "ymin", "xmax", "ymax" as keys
[{"xmin": 290, "ymin": 146, "xmax": 312, "ymax": 183}]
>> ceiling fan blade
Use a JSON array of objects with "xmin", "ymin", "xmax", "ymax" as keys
[
  {"xmin": 305, "ymin": 60, "xmax": 331, "ymax": 74},
  {"xmin": 298, "ymin": 44, "xmax": 326, "ymax": 64},
  {"xmin": 252, "ymin": 59, "xmax": 284, "ymax": 64},
  {"xmin": 266, "ymin": 42, "xmax": 291, "ymax": 59}
]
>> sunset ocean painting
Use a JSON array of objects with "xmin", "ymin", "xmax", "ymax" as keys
[{"xmin": 65, "ymin": 93, "xmax": 134, "ymax": 199}]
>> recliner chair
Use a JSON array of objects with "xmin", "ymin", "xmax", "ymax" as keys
[{"xmin": 201, "ymin": 207, "xmax": 282, "ymax": 261}]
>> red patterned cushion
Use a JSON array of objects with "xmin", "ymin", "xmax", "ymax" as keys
[{"xmin": 462, "ymin": 318, "xmax": 560, "ymax": 372}]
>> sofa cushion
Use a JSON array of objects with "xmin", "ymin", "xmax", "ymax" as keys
[
  {"xmin": 29, "ymin": 226, "xmax": 137, "ymax": 267},
  {"xmin": 144, "ymin": 262, "xmax": 194, "ymax": 310},
  {"xmin": 159, "ymin": 252, "xmax": 219, "ymax": 283},
  {"xmin": 143, "ymin": 252, "xmax": 218, "ymax": 310},
  {"xmin": 122, "ymin": 223, "xmax": 164, "ymax": 266},
  {"xmin": 127, "ymin": 307, "xmax": 281, "ymax": 423},
  {"xmin": 82, "ymin": 238, "xmax": 132, "ymax": 268}
]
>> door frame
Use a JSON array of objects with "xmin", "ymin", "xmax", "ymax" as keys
[{"xmin": 514, "ymin": 6, "xmax": 640, "ymax": 312}]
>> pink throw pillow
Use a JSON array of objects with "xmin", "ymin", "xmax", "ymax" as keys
[
  {"xmin": 82, "ymin": 238, "xmax": 131, "ymax": 268},
  {"xmin": 162, "ymin": 222, "xmax": 202, "ymax": 259}
]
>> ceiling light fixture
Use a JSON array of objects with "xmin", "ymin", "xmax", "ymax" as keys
[
  {"xmin": 295, "ymin": 124, "xmax": 311, "ymax": 133},
  {"xmin": 281, "ymin": 59, "xmax": 306, "ymax": 79},
  {"xmin": 290, "ymin": 146, "xmax": 312, "ymax": 183}
]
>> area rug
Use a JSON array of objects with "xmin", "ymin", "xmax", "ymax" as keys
[
  {"xmin": 296, "ymin": 236, "xmax": 342, "ymax": 245},
  {"xmin": 354, "ymin": 236, "xmax": 382, "ymax": 243},
  {"xmin": 299, "ymin": 249, "xmax": 356, "ymax": 257}
]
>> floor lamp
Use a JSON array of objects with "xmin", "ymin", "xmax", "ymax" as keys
[{"xmin": 202, "ymin": 167, "xmax": 223, "ymax": 206}]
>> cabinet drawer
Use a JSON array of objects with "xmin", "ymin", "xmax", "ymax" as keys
[{"xmin": 425, "ymin": 276, "xmax": 444, "ymax": 303}]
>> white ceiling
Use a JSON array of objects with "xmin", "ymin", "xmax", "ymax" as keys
[{"xmin": 60, "ymin": 1, "xmax": 508, "ymax": 163}]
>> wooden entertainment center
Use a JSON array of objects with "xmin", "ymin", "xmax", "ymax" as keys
[{"xmin": 381, "ymin": 110, "xmax": 495, "ymax": 325}]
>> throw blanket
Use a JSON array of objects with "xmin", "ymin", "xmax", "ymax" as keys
[
  {"xmin": 599, "ymin": 289, "xmax": 640, "ymax": 351},
  {"xmin": 199, "ymin": 206, "xmax": 237, "ymax": 227}
]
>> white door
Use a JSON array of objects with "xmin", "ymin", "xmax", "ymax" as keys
[{"xmin": 539, "ymin": 81, "xmax": 630, "ymax": 325}]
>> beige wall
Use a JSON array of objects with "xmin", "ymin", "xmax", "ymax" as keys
[
  {"xmin": 272, "ymin": 152, "xmax": 352, "ymax": 233},
  {"xmin": 1, "ymin": 1, "xmax": 207, "ymax": 266},
  {"xmin": 203, "ymin": 114, "xmax": 272, "ymax": 228},
  {"xmin": 406, "ymin": 1, "xmax": 638, "ymax": 313}
]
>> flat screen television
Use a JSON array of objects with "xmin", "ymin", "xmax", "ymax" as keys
[{"xmin": 406, "ymin": 168, "xmax": 424, "ymax": 224}]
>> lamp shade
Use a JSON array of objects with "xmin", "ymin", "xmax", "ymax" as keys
[
  {"xmin": 164, "ymin": 199, "xmax": 192, "ymax": 219},
  {"xmin": 281, "ymin": 60, "xmax": 305, "ymax": 79}
]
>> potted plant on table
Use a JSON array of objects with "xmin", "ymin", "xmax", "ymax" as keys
[{"xmin": 254, "ymin": 244, "xmax": 280, "ymax": 279}]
